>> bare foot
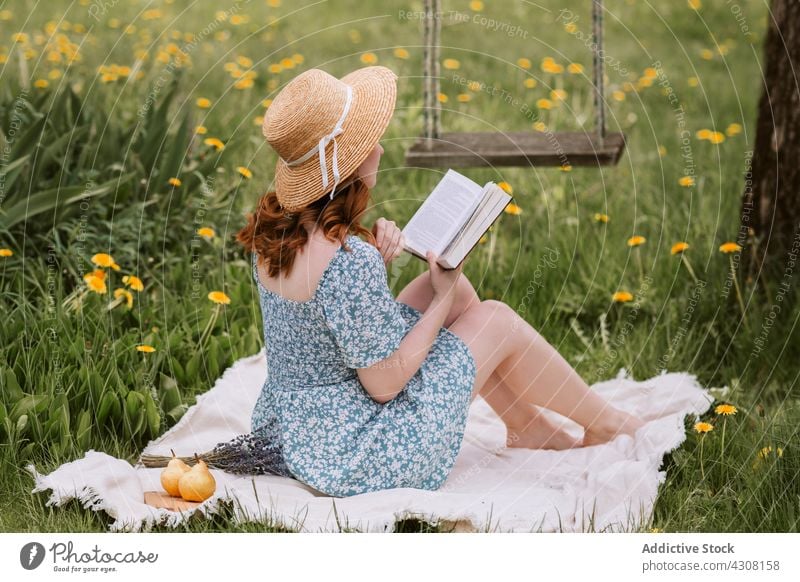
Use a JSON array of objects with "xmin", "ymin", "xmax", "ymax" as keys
[
  {"xmin": 505, "ymin": 412, "xmax": 582, "ymax": 450},
  {"xmin": 581, "ymin": 412, "xmax": 646, "ymax": 447}
]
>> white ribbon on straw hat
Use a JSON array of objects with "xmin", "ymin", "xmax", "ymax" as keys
[{"xmin": 281, "ymin": 86, "xmax": 353, "ymax": 201}]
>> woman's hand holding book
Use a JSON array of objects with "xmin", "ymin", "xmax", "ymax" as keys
[
  {"xmin": 372, "ymin": 217, "xmax": 405, "ymax": 264},
  {"xmin": 426, "ymin": 251, "xmax": 463, "ymax": 306}
]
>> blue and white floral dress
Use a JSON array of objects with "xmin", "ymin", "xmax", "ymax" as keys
[{"xmin": 250, "ymin": 234, "xmax": 477, "ymax": 497}]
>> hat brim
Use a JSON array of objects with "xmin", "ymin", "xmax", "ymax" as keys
[{"xmin": 274, "ymin": 66, "xmax": 397, "ymax": 211}]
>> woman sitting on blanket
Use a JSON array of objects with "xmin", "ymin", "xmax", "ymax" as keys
[{"xmin": 214, "ymin": 66, "xmax": 644, "ymax": 497}]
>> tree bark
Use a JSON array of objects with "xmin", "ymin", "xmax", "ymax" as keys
[{"xmin": 741, "ymin": 0, "xmax": 800, "ymax": 287}]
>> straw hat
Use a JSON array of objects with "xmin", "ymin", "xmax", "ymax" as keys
[{"xmin": 262, "ymin": 66, "xmax": 398, "ymax": 211}]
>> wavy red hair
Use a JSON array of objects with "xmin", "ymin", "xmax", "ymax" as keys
[{"xmin": 236, "ymin": 176, "xmax": 376, "ymax": 278}]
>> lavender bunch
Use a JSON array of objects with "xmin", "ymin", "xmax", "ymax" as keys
[{"xmin": 138, "ymin": 431, "xmax": 293, "ymax": 477}]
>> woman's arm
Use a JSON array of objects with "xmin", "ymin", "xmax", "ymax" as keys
[{"xmin": 357, "ymin": 251, "xmax": 463, "ymax": 404}]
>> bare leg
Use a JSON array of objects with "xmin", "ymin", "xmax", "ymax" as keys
[
  {"xmin": 397, "ymin": 271, "xmax": 581, "ymax": 449},
  {"xmin": 396, "ymin": 270, "xmax": 480, "ymax": 328},
  {"xmin": 477, "ymin": 371, "xmax": 582, "ymax": 449},
  {"xmin": 448, "ymin": 300, "xmax": 646, "ymax": 447}
]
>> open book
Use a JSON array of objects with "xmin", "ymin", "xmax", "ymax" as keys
[{"xmin": 402, "ymin": 169, "xmax": 512, "ymax": 269}]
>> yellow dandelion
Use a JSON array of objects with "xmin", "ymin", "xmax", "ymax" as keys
[
  {"xmin": 532, "ymin": 121, "xmax": 547, "ymax": 132},
  {"xmin": 694, "ymin": 421, "xmax": 714, "ymax": 433},
  {"xmin": 234, "ymin": 78, "xmax": 254, "ymax": 90},
  {"xmin": 469, "ymin": 0, "xmax": 484, "ymax": 11},
  {"xmin": 612, "ymin": 291, "xmax": 633, "ymax": 303},
  {"xmin": 517, "ymin": 57, "xmax": 532, "ymax": 69},
  {"xmin": 536, "ymin": 98, "xmax": 553, "ymax": 109},
  {"xmin": 708, "ymin": 131, "xmax": 725, "ymax": 144},
  {"xmin": 443, "ymin": 58, "xmax": 460, "ymax": 70},
  {"xmin": 84, "ymin": 269, "xmax": 106, "ymax": 283},
  {"xmin": 0, "ymin": 248, "xmax": 13, "ymax": 257},
  {"xmin": 196, "ymin": 97, "xmax": 212, "ymax": 109},
  {"xmin": 360, "ymin": 52, "xmax": 378, "ymax": 65},
  {"xmin": 122, "ymin": 274, "xmax": 144, "ymax": 291},
  {"xmin": 262, "ymin": 98, "xmax": 273, "ymax": 108},
  {"xmin": 208, "ymin": 291, "xmax": 231, "ymax": 305},
  {"xmin": 679, "ymin": 176, "xmax": 695, "ymax": 187},
  {"xmin": 437, "ymin": 92, "xmax": 448, "ymax": 103},
  {"xmin": 136, "ymin": 344, "xmax": 156, "ymax": 353},
  {"xmin": 84, "ymin": 274, "xmax": 107, "ymax": 294},
  {"xmin": 195, "ymin": 125, "xmax": 208, "ymax": 135},
  {"xmin": 504, "ymin": 202, "xmax": 522, "ymax": 215},
  {"xmin": 612, "ymin": 90, "xmax": 625, "ymax": 101},
  {"xmin": 497, "ymin": 181, "xmax": 513, "ymax": 194},
  {"xmin": 457, "ymin": 93, "xmax": 471, "ymax": 103},
  {"xmin": 719, "ymin": 242, "xmax": 741, "ymax": 254},
  {"xmin": 696, "ymin": 129, "xmax": 712, "ymax": 140},
  {"xmin": 567, "ymin": 62, "xmax": 583, "ymax": 74},
  {"xmin": 197, "ymin": 227, "xmax": 215, "ymax": 240},
  {"xmin": 204, "ymin": 137, "xmax": 225, "ymax": 151},
  {"xmin": 627, "ymin": 235, "xmax": 646, "ymax": 247},
  {"xmin": 253, "ymin": 116, "xmax": 264, "ymax": 126},
  {"xmin": 726, "ymin": 123, "xmax": 742, "ymax": 136},
  {"xmin": 91, "ymin": 253, "xmax": 115, "ymax": 268},
  {"xmin": 523, "ymin": 78, "xmax": 537, "ymax": 88},
  {"xmin": 559, "ymin": 163, "xmax": 572, "ymax": 172},
  {"xmin": 658, "ymin": 145, "xmax": 667, "ymax": 157},
  {"xmin": 540, "ymin": 57, "xmax": 563, "ymax": 74},
  {"xmin": 700, "ymin": 49, "xmax": 714, "ymax": 60},
  {"xmin": 688, "ymin": 0, "xmax": 701, "ymax": 10},
  {"xmin": 758, "ymin": 445, "xmax": 784, "ymax": 459},
  {"xmin": 687, "ymin": 76, "xmax": 699, "ymax": 87},
  {"xmin": 110, "ymin": 262, "xmax": 121, "ymax": 272},
  {"xmin": 594, "ymin": 213, "xmax": 609, "ymax": 223},
  {"xmin": 34, "ymin": 79, "xmax": 49, "ymax": 88},
  {"xmin": 268, "ymin": 63, "xmax": 282, "ymax": 74},
  {"xmin": 237, "ymin": 166, "xmax": 253, "ymax": 179},
  {"xmin": 671, "ymin": 242, "xmax": 690, "ymax": 255},
  {"xmin": 113, "ymin": 288, "xmax": 134, "ymax": 308},
  {"xmin": 168, "ymin": 177, "xmax": 182, "ymax": 187},
  {"xmin": 393, "ymin": 48, "xmax": 409, "ymax": 59},
  {"xmin": 550, "ymin": 89, "xmax": 567, "ymax": 101},
  {"xmin": 715, "ymin": 404, "xmax": 737, "ymax": 416}
]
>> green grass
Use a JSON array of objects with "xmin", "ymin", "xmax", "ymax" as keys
[{"xmin": 1, "ymin": 0, "xmax": 798, "ymax": 532}]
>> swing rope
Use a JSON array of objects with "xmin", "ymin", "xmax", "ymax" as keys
[{"xmin": 421, "ymin": 0, "xmax": 607, "ymax": 145}]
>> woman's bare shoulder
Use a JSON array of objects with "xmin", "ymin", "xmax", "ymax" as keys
[{"xmin": 258, "ymin": 234, "xmax": 346, "ymax": 301}]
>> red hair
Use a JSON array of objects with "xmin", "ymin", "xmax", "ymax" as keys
[{"xmin": 236, "ymin": 176, "xmax": 376, "ymax": 278}]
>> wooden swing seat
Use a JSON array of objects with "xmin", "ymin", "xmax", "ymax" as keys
[{"xmin": 405, "ymin": 130, "xmax": 626, "ymax": 168}]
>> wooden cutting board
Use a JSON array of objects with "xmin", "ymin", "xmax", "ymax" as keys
[{"xmin": 144, "ymin": 491, "xmax": 203, "ymax": 512}]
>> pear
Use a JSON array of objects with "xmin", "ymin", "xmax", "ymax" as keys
[
  {"xmin": 160, "ymin": 449, "xmax": 191, "ymax": 497},
  {"xmin": 178, "ymin": 457, "xmax": 216, "ymax": 502}
]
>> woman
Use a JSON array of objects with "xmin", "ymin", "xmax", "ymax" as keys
[{"xmin": 234, "ymin": 66, "xmax": 644, "ymax": 497}]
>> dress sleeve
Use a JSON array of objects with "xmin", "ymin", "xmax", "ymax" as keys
[{"xmin": 319, "ymin": 239, "xmax": 409, "ymax": 368}]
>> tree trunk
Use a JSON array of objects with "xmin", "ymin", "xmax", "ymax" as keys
[{"xmin": 741, "ymin": 0, "xmax": 800, "ymax": 286}]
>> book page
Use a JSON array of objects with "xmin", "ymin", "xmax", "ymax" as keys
[
  {"xmin": 402, "ymin": 169, "xmax": 484, "ymax": 256},
  {"xmin": 440, "ymin": 184, "xmax": 511, "ymax": 268}
]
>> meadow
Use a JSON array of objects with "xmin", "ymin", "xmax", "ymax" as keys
[{"xmin": 0, "ymin": 0, "xmax": 798, "ymax": 532}]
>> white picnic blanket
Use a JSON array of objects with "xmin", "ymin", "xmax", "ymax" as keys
[{"xmin": 27, "ymin": 349, "xmax": 715, "ymax": 532}]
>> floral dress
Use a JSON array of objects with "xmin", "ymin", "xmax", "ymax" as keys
[{"xmin": 250, "ymin": 234, "xmax": 477, "ymax": 497}]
